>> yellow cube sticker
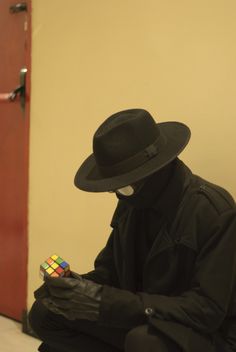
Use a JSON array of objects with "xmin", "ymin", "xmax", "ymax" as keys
[
  {"xmin": 51, "ymin": 254, "xmax": 59, "ymax": 260},
  {"xmin": 46, "ymin": 267, "xmax": 54, "ymax": 275},
  {"xmin": 51, "ymin": 262, "xmax": 59, "ymax": 270}
]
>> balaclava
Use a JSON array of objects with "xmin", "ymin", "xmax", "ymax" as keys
[{"xmin": 115, "ymin": 159, "xmax": 177, "ymax": 208}]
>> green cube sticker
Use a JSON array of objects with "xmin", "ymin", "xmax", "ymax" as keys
[
  {"xmin": 55, "ymin": 257, "xmax": 63, "ymax": 264},
  {"xmin": 42, "ymin": 262, "xmax": 49, "ymax": 269}
]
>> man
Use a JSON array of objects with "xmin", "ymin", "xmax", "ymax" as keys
[{"xmin": 29, "ymin": 109, "xmax": 236, "ymax": 352}]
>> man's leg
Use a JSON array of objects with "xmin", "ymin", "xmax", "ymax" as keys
[
  {"xmin": 124, "ymin": 325, "xmax": 182, "ymax": 352},
  {"xmin": 29, "ymin": 300, "xmax": 127, "ymax": 352}
]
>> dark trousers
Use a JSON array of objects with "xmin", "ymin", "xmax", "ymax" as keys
[{"xmin": 29, "ymin": 300, "xmax": 183, "ymax": 352}]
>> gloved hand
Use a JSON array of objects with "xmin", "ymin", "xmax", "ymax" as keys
[
  {"xmin": 34, "ymin": 271, "xmax": 82, "ymax": 300},
  {"xmin": 41, "ymin": 276, "xmax": 103, "ymax": 321},
  {"xmin": 34, "ymin": 282, "xmax": 49, "ymax": 300}
]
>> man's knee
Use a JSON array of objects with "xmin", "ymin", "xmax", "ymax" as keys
[
  {"xmin": 125, "ymin": 325, "xmax": 152, "ymax": 352},
  {"xmin": 28, "ymin": 300, "xmax": 50, "ymax": 338},
  {"xmin": 124, "ymin": 324, "xmax": 180, "ymax": 352}
]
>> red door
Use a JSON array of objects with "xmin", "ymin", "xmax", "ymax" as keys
[{"xmin": 0, "ymin": 1, "xmax": 31, "ymax": 321}]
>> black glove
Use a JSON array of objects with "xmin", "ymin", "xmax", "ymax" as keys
[
  {"xmin": 34, "ymin": 282, "xmax": 49, "ymax": 300},
  {"xmin": 34, "ymin": 271, "xmax": 82, "ymax": 300},
  {"xmin": 41, "ymin": 276, "xmax": 103, "ymax": 321}
]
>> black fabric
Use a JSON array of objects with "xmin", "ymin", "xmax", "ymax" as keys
[
  {"xmin": 29, "ymin": 300, "xmax": 182, "ymax": 352},
  {"xmin": 93, "ymin": 109, "xmax": 160, "ymax": 167},
  {"xmin": 41, "ymin": 276, "xmax": 102, "ymax": 321},
  {"xmin": 125, "ymin": 325, "xmax": 182, "ymax": 352},
  {"xmin": 74, "ymin": 109, "xmax": 191, "ymax": 192},
  {"xmin": 116, "ymin": 160, "xmax": 176, "ymax": 290},
  {"xmin": 134, "ymin": 208, "xmax": 165, "ymax": 291},
  {"xmin": 115, "ymin": 159, "xmax": 176, "ymax": 208},
  {"xmin": 97, "ymin": 133, "xmax": 166, "ymax": 177},
  {"xmin": 29, "ymin": 300, "xmax": 126, "ymax": 352},
  {"xmin": 30, "ymin": 159, "xmax": 236, "ymax": 352},
  {"xmin": 82, "ymin": 159, "xmax": 236, "ymax": 352}
]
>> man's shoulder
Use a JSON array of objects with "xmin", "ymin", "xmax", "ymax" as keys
[
  {"xmin": 178, "ymin": 160, "xmax": 235, "ymax": 216},
  {"xmin": 171, "ymin": 161, "xmax": 235, "ymax": 224},
  {"xmin": 175, "ymin": 172, "xmax": 236, "ymax": 250},
  {"xmin": 188, "ymin": 174, "xmax": 235, "ymax": 216}
]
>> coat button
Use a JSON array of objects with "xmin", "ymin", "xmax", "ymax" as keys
[{"xmin": 145, "ymin": 307, "xmax": 155, "ymax": 316}]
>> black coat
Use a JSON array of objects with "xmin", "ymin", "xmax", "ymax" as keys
[{"xmin": 83, "ymin": 160, "xmax": 236, "ymax": 352}]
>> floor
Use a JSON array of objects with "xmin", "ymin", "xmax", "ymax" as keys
[{"xmin": 0, "ymin": 315, "xmax": 41, "ymax": 352}]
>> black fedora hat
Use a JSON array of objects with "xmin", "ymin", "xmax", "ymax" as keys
[{"xmin": 74, "ymin": 109, "xmax": 191, "ymax": 192}]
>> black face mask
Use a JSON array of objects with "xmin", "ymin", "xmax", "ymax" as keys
[{"xmin": 115, "ymin": 160, "xmax": 176, "ymax": 208}]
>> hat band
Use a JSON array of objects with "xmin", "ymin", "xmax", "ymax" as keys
[{"xmin": 98, "ymin": 134, "xmax": 166, "ymax": 178}]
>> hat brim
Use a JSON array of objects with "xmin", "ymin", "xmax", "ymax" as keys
[{"xmin": 74, "ymin": 122, "xmax": 191, "ymax": 192}]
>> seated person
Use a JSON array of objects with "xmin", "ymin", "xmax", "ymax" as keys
[{"xmin": 29, "ymin": 109, "xmax": 236, "ymax": 352}]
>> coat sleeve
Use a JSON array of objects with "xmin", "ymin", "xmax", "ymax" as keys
[
  {"xmin": 98, "ymin": 210, "xmax": 236, "ymax": 333},
  {"xmin": 81, "ymin": 201, "xmax": 126, "ymax": 286},
  {"xmin": 81, "ymin": 229, "xmax": 119, "ymax": 286}
]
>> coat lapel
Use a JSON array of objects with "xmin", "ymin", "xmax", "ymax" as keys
[{"xmin": 117, "ymin": 208, "xmax": 138, "ymax": 291}]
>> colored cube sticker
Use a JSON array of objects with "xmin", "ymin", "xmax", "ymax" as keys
[
  {"xmin": 51, "ymin": 262, "xmax": 59, "ymax": 270},
  {"xmin": 51, "ymin": 255, "xmax": 59, "ymax": 260},
  {"xmin": 40, "ymin": 254, "xmax": 70, "ymax": 279},
  {"xmin": 55, "ymin": 257, "xmax": 63, "ymax": 264},
  {"xmin": 55, "ymin": 266, "xmax": 64, "ymax": 274}
]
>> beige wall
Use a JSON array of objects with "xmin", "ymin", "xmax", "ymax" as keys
[{"xmin": 28, "ymin": 0, "xmax": 236, "ymax": 309}]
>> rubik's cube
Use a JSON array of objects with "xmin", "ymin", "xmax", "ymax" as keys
[{"xmin": 40, "ymin": 254, "xmax": 70, "ymax": 279}]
